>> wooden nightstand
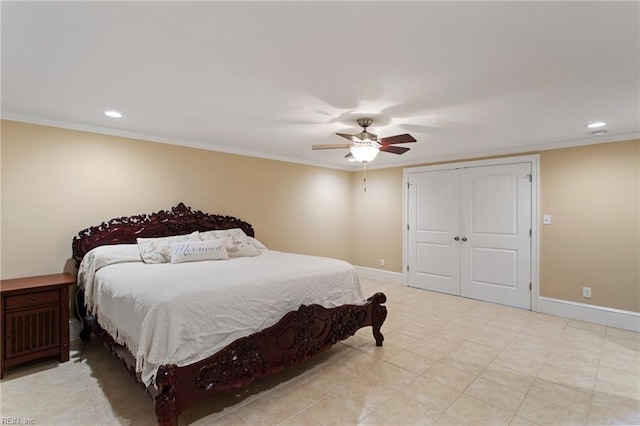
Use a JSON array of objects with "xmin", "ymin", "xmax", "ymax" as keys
[{"xmin": 0, "ymin": 273, "xmax": 74, "ymax": 378}]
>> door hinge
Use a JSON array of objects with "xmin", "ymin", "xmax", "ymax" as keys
[
  {"xmin": 527, "ymin": 174, "xmax": 532, "ymax": 183},
  {"xmin": 407, "ymin": 182, "xmax": 410, "ymax": 189},
  {"xmin": 529, "ymin": 282, "xmax": 532, "ymax": 291},
  {"xmin": 529, "ymin": 228, "xmax": 532, "ymax": 237},
  {"xmin": 407, "ymin": 224, "xmax": 410, "ymax": 231},
  {"xmin": 407, "ymin": 265, "xmax": 410, "ymax": 272}
]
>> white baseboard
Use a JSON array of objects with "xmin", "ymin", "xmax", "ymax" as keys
[
  {"xmin": 354, "ymin": 266, "xmax": 403, "ymax": 285},
  {"xmin": 538, "ymin": 297, "xmax": 640, "ymax": 332},
  {"xmin": 69, "ymin": 318, "xmax": 82, "ymax": 342}
]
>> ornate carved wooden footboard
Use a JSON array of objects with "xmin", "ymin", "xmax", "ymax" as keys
[
  {"xmin": 72, "ymin": 204, "xmax": 387, "ymax": 426},
  {"xmin": 155, "ymin": 293, "xmax": 386, "ymax": 425}
]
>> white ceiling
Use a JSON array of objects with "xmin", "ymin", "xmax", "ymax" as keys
[{"xmin": 2, "ymin": 1, "xmax": 639, "ymax": 170}]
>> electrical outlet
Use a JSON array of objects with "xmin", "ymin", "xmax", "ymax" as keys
[
  {"xmin": 379, "ymin": 259, "xmax": 385, "ymax": 267},
  {"xmin": 582, "ymin": 287, "xmax": 592, "ymax": 298}
]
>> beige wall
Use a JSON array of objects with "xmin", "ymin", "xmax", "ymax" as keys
[
  {"xmin": 1, "ymin": 120, "xmax": 353, "ymax": 279},
  {"xmin": 351, "ymin": 167, "xmax": 404, "ymax": 272},
  {"xmin": 539, "ymin": 141, "xmax": 639, "ymax": 312},
  {"xmin": 351, "ymin": 140, "xmax": 640, "ymax": 312}
]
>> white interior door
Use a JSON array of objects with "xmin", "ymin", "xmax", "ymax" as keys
[
  {"xmin": 460, "ymin": 163, "xmax": 532, "ymax": 309},
  {"xmin": 407, "ymin": 169, "xmax": 460, "ymax": 295}
]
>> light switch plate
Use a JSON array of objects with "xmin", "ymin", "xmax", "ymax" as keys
[{"xmin": 543, "ymin": 215, "xmax": 551, "ymax": 225}]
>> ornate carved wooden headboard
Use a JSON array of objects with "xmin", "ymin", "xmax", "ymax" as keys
[{"xmin": 72, "ymin": 203, "xmax": 255, "ymax": 266}]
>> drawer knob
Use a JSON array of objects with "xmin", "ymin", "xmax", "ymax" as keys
[
  {"xmin": 30, "ymin": 296, "xmax": 39, "ymax": 304},
  {"xmin": 5, "ymin": 334, "xmax": 11, "ymax": 340}
]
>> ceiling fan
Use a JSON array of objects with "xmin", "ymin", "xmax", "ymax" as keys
[{"xmin": 312, "ymin": 118, "xmax": 417, "ymax": 163}]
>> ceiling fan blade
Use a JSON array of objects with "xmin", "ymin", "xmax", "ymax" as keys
[
  {"xmin": 336, "ymin": 133, "xmax": 356, "ymax": 141},
  {"xmin": 380, "ymin": 145, "xmax": 410, "ymax": 155},
  {"xmin": 379, "ymin": 133, "xmax": 416, "ymax": 145},
  {"xmin": 344, "ymin": 152, "xmax": 353, "ymax": 158},
  {"xmin": 312, "ymin": 144, "xmax": 351, "ymax": 150}
]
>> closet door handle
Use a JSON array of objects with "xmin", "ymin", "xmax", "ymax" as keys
[
  {"xmin": 461, "ymin": 237, "xmax": 467, "ymax": 242},
  {"xmin": 454, "ymin": 236, "xmax": 460, "ymax": 241}
]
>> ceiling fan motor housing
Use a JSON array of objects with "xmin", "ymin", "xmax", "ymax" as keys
[
  {"xmin": 355, "ymin": 130, "xmax": 378, "ymax": 143},
  {"xmin": 356, "ymin": 117, "xmax": 374, "ymax": 128}
]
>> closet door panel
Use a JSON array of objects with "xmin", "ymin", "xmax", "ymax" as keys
[
  {"xmin": 407, "ymin": 169, "xmax": 461, "ymax": 295},
  {"xmin": 460, "ymin": 163, "xmax": 532, "ymax": 309}
]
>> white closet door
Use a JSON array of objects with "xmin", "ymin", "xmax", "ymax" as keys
[
  {"xmin": 459, "ymin": 163, "xmax": 532, "ymax": 309},
  {"xmin": 407, "ymin": 169, "xmax": 461, "ymax": 295}
]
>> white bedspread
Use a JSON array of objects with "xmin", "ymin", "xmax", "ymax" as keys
[{"xmin": 78, "ymin": 246, "xmax": 364, "ymax": 387}]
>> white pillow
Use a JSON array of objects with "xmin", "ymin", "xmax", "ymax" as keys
[
  {"xmin": 170, "ymin": 239, "xmax": 228, "ymax": 264},
  {"xmin": 84, "ymin": 243, "xmax": 143, "ymax": 263},
  {"xmin": 137, "ymin": 231, "xmax": 201, "ymax": 264},
  {"xmin": 225, "ymin": 237, "xmax": 260, "ymax": 258},
  {"xmin": 200, "ymin": 228, "xmax": 248, "ymax": 241},
  {"xmin": 249, "ymin": 237, "xmax": 267, "ymax": 250},
  {"xmin": 201, "ymin": 228, "xmax": 259, "ymax": 257}
]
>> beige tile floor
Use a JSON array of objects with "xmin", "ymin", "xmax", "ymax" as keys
[{"xmin": 1, "ymin": 279, "xmax": 639, "ymax": 425}]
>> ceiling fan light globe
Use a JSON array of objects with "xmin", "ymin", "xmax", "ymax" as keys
[{"xmin": 351, "ymin": 145, "xmax": 379, "ymax": 163}]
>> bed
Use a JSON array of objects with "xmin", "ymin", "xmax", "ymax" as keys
[{"xmin": 72, "ymin": 203, "xmax": 387, "ymax": 426}]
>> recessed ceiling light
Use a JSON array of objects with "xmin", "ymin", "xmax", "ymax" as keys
[
  {"xmin": 105, "ymin": 110, "xmax": 122, "ymax": 118},
  {"xmin": 586, "ymin": 121, "xmax": 606, "ymax": 129}
]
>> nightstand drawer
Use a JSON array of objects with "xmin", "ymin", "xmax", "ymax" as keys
[{"xmin": 5, "ymin": 290, "xmax": 60, "ymax": 310}]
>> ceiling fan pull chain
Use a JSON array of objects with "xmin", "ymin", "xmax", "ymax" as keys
[{"xmin": 363, "ymin": 163, "xmax": 367, "ymax": 192}]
